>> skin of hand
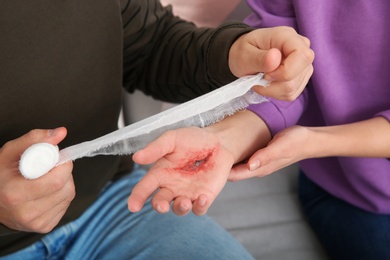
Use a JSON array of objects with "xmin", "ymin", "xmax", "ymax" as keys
[
  {"xmin": 229, "ymin": 26, "xmax": 314, "ymax": 101},
  {"xmin": 129, "ymin": 127, "xmax": 235, "ymax": 216},
  {"xmin": 230, "ymin": 117, "xmax": 390, "ymax": 181},
  {"xmin": 128, "ymin": 111, "xmax": 271, "ymax": 216},
  {"xmin": 0, "ymin": 127, "xmax": 75, "ymax": 233}
]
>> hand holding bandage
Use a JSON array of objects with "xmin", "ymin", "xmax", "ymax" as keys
[
  {"xmin": 0, "ymin": 128, "xmax": 74, "ymax": 233},
  {"xmin": 229, "ymin": 27, "xmax": 314, "ymax": 101}
]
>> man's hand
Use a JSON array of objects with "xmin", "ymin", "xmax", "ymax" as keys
[
  {"xmin": 128, "ymin": 127, "xmax": 234, "ymax": 216},
  {"xmin": 229, "ymin": 26, "xmax": 314, "ymax": 101},
  {"xmin": 0, "ymin": 127, "xmax": 75, "ymax": 233}
]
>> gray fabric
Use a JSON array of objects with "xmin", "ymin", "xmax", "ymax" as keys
[{"xmin": 208, "ymin": 165, "xmax": 328, "ymax": 259}]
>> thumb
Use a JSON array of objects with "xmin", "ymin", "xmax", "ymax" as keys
[
  {"xmin": 17, "ymin": 128, "xmax": 68, "ymax": 179},
  {"xmin": 231, "ymin": 46, "xmax": 282, "ymax": 77},
  {"xmin": 132, "ymin": 131, "xmax": 175, "ymax": 165},
  {"xmin": 3, "ymin": 127, "xmax": 67, "ymax": 162},
  {"xmin": 255, "ymin": 48, "xmax": 282, "ymax": 74},
  {"xmin": 230, "ymin": 147, "xmax": 273, "ymax": 181},
  {"xmin": 228, "ymin": 163, "xmax": 253, "ymax": 182},
  {"xmin": 247, "ymin": 148, "xmax": 271, "ymax": 172}
]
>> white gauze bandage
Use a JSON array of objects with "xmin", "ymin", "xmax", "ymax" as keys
[{"xmin": 19, "ymin": 73, "xmax": 269, "ymax": 179}]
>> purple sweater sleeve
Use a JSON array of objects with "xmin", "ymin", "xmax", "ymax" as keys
[
  {"xmin": 247, "ymin": 90, "xmax": 308, "ymax": 136},
  {"xmin": 375, "ymin": 109, "xmax": 390, "ymax": 122}
]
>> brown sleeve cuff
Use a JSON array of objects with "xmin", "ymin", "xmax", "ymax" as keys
[{"xmin": 206, "ymin": 22, "xmax": 253, "ymax": 86}]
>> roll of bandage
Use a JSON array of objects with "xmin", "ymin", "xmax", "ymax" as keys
[{"xmin": 19, "ymin": 143, "xmax": 59, "ymax": 179}]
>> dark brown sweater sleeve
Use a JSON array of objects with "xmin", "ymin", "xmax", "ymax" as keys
[{"xmin": 120, "ymin": 0, "xmax": 253, "ymax": 103}]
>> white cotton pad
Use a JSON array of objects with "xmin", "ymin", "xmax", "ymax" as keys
[{"xmin": 19, "ymin": 143, "xmax": 59, "ymax": 179}]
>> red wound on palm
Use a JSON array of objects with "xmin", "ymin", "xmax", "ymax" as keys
[{"xmin": 174, "ymin": 148, "xmax": 216, "ymax": 175}]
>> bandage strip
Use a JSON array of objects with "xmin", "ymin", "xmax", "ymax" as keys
[{"xmin": 19, "ymin": 73, "xmax": 269, "ymax": 179}]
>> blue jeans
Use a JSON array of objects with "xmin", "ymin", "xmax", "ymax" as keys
[
  {"xmin": 2, "ymin": 167, "xmax": 253, "ymax": 260},
  {"xmin": 298, "ymin": 172, "xmax": 390, "ymax": 260}
]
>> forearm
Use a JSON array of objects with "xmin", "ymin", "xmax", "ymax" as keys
[
  {"xmin": 121, "ymin": 0, "xmax": 251, "ymax": 102},
  {"xmin": 305, "ymin": 116, "xmax": 390, "ymax": 158},
  {"xmin": 205, "ymin": 110, "xmax": 272, "ymax": 163}
]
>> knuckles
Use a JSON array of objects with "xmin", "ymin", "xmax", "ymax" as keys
[
  {"xmin": 0, "ymin": 188, "xmax": 25, "ymax": 207},
  {"xmin": 303, "ymin": 48, "xmax": 315, "ymax": 64},
  {"xmin": 0, "ymin": 141, "xmax": 13, "ymax": 155},
  {"xmin": 270, "ymin": 26, "xmax": 298, "ymax": 40},
  {"xmin": 276, "ymin": 26, "xmax": 298, "ymax": 35},
  {"xmin": 18, "ymin": 215, "xmax": 57, "ymax": 234},
  {"xmin": 0, "ymin": 167, "xmax": 75, "ymax": 233},
  {"xmin": 26, "ymin": 129, "xmax": 42, "ymax": 143}
]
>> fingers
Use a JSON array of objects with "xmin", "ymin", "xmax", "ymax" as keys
[
  {"xmin": 229, "ymin": 146, "xmax": 281, "ymax": 182},
  {"xmin": 152, "ymin": 188, "xmax": 175, "ymax": 214},
  {"xmin": 154, "ymin": 192, "xmax": 209, "ymax": 216},
  {"xmin": 129, "ymin": 178, "xmax": 211, "ymax": 217},
  {"xmin": 129, "ymin": 175, "xmax": 211, "ymax": 216},
  {"xmin": 229, "ymin": 160, "xmax": 274, "ymax": 182},
  {"xmin": 12, "ymin": 202, "xmax": 71, "ymax": 233},
  {"xmin": 0, "ymin": 127, "xmax": 67, "ymax": 180},
  {"xmin": 251, "ymin": 47, "xmax": 282, "ymax": 74},
  {"xmin": 27, "ymin": 162, "xmax": 74, "ymax": 200},
  {"xmin": 253, "ymin": 64, "xmax": 313, "ymax": 100},
  {"xmin": 257, "ymin": 30, "xmax": 314, "ymax": 100},
  {"xmin": 265, "ymin": 47, "xmax": 314, "ymax": 83},
  {"xmin": 228, "ymin": 163, "xmax": 254, "ymax": 182},
  {"xmin": 22, "ymin": 127, "xmax": 67, "ymax": 147},
  {"xmin": 229, "ymin": 148, "xmax": 292, "ymax": 182},
  {"xmin": 261, "ymin": 48, "xmax": 283, "ymax": 73},
  {"xmin": 0, "ymin": 161, "xmax": 75, "ymax": 232},
  {"xmin": 132, "ymin": 131, "xmax": 176, "ymax": 165},
  {"xmin": 229, "ymin": 38, "xmax": 283, "ymax": 77},
  {"xmin": 172, "ymin": 196, "xmax": 192, "ymax": 216},
  {"xmin": 262, "ymin": 28, "xmax": 314, "ymax": 82},
  {"xmin": 172, "ymin": 194, "xmax": 209, "ymax": 216},
  {"xmin": 229, "ymin": 26, "xmax": 314, "ymax": 101},
  {"xmin": 1, "ymin": 127, "xmax": 67, "ymax": 163},
  {"xmin": 0, "ymin": 127, "xmax": 75, "ymax": 232},
  {"xmin": 128, "ymin": 173, "xmax": 160, "ymax": 212},
  {"xmin": 230, "ymin": 27, "xmax": 314, "ymax": 77},
  {"xmin": 12, "ymin": 172, "xmax": 75, "ymax": 233},
  {"xmin": 2, "ymin": 162, "xmax": 74, "ymax": 204},
  {"xmin": 237, "ymin": 47, "xmax": 282, "ymax": 76},
  {"xmin": 192, "ymin": 194, "xmax": 209, "ymax": 216}
]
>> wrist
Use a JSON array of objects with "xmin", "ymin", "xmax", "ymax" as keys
[
  {"xmin": 205, "ymin": 110, "xmax": 271, "ymax": 163},
  {"xmin": 304, "ymin": 126, "xmax": 332, "ymax": 158},
  {"xmin": 307, "ymin": 117, "xmax": 390, "ymax": 158}
]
